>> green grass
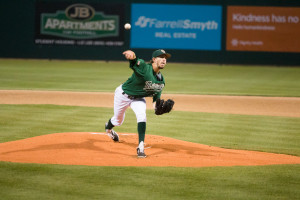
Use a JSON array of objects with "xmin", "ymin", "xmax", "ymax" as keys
[
  {"xmin": 0, "ymin": 59, "xmax": 300, "ymax": 96},
  {"xmin": 0, "ymin": 162, "xmax": 299, "ymax": 200},
  {"xmin": 1, "ymin": 104, "xmax": 299, "ymax": 156}
]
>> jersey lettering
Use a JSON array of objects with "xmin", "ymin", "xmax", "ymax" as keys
[{"xmin": 143, "ymin": 81, "xmax": 164, "ymax": 92}]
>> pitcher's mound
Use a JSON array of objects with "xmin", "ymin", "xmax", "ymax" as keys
[{"xmin": 0, "ymin": 132, "xmax": 299, "ymax": 167}]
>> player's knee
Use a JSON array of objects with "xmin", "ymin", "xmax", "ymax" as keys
[
  {"xmin": 136, "ymin": 113, "xmax": 147, "ymax": 123},
  {"xmin": 111, "ymin": 117, "xmax": 125, "ymax": 126}
]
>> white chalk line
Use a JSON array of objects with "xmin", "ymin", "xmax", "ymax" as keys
[{"xmin": 90, "ymin": 132, "xmax": 136, "ymax": 136}]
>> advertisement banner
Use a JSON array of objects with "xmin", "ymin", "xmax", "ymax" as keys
[
  {"xmin": 130, "ymin": 4, "xmax": 222, "ymax": 50},
  {"xmin": 35, "ymin": 2, "xmax": 125, "ymax": 46},
  {"xmin": 227, "ymin": 6, "xmax": 300, "ymax": 53}
]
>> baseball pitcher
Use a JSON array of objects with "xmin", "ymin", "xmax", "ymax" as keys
[{"xmin": 105, "ymin": 49, "xmax": 174, "ymax": 158}]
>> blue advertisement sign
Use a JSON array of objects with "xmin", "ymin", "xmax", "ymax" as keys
[{"xmin": 130, "ymin": 4, "xmax": 222, "ymax": 50}]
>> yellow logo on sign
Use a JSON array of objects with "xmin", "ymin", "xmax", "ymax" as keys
[{"xmin": 65, "ymin": 4, "xmax": 95, "ymax": 20}]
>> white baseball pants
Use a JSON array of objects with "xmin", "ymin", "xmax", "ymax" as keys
[{"xmin": 110, "ymin": 85, "xmax": 147, "ymax": 126}]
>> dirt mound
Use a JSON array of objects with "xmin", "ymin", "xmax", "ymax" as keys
[{"xmin": 1, "ymin": 132, "xmax": 299, "ymax": 167}]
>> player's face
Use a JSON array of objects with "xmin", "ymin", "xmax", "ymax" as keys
[{"xmin": 154, "ymin": 55, "xmax": 167, "ymax": 69}]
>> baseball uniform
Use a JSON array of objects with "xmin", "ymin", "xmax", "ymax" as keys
[{"xmin": 105, "ymin": 49, "xmax": 171, "ymax": 158}]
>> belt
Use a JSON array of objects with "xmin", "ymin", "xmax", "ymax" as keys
[{"xmin": 122, "ymin": 92, "xmax": 139, "ymax": 100}]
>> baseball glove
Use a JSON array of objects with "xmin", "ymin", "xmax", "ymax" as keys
[{"xmin": 155, "ymin": 98, "xmax": 175, "ymax": 115}]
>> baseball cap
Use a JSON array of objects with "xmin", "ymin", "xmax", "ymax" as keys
[{"xmin": 152, "ymin": 49, "xmax": 171, "ymax": 59}]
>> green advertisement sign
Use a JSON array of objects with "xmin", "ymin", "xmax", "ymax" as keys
[{"xmin": 35, "ymin": 3, "xmax": 124, "ymax": 46}]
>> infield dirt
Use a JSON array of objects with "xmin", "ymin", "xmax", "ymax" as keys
[{"xmin": 1, "ymin": 90, "xmax": 300, "ymax": 117}]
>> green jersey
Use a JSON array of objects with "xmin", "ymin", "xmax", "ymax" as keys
[{"xmin": 122, "ymin": 58, "xmax": 165, "ymax": 102}]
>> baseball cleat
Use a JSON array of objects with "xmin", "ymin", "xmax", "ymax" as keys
[
  {"xmin": 110, "ymin": 129, "xmax": 119, "ymax": 142},
  {"xmin": 137, "ymin": 141, "xmax": 146, "ymax": 158},
  {"xmin": 105, "ymin": 123, "xmax": 119, "ymax": 142},
  {"xmin": 137, "ymin": 148, "xmax": 147, "ymax": 158}
]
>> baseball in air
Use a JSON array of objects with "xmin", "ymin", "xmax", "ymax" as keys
[{"xmin": 124, "ymin": 23, "xmax": 131, "ymax": 30}]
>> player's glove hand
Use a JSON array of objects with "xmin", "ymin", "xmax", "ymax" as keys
[{"xmin": 155, "ymin": 98, "xmax": 175, "ymax": 115}]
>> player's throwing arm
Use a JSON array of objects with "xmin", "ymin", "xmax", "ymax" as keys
[{"xmin": 123, "ymin": 50, "xmax": 136, "ymax": 60}]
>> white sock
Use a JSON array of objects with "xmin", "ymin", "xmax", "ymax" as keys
[{"xmin": 138, "ymin": 141, "xmax": 144, "ymax": 152}]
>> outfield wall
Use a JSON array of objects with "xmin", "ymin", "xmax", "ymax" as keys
[{"xmin": 0, "ymin": 0, "xmax": 299, "ymax": 65}]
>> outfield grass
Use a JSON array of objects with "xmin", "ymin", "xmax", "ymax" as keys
[{"xmin": 0, "ymin": 59, "xmax": 300, "ymax": 96}]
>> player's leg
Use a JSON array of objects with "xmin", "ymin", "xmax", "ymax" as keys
[
  {"xmin": 105, "ymin": 85, "xmax": 131, "ymax": 141},
  {"xmin": 130, "ymin": 98, "xmax": 147, "ymax": 158}
]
